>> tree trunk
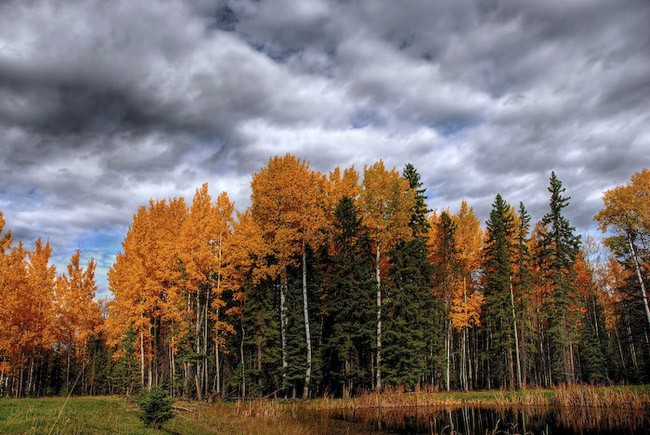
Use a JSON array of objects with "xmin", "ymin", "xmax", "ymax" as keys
[
  {"xmin": 460, "ymin": 327, "xmax": 468, "ymax": 391},
  {"xmin": 280, "ymin": 277, "xmax": 288, "ymax": 395},
  {"xmin": 196, "ymin": 290, "xmax": 201, "ymax": 398},
  {"xmin": 147, "ymin": 326, "xmax": 151, "ymax": 390},
  {"xmin": 215, "ymin": 336, "xmax": 221, "ymax": 396},
  {"xmin": 27, "ymin": 355, "xmax": 34, "ymax": 397},
  {"xmin": 376, "ymin": 243, "xmax": 382, "ymax": 390},
  {"xmin": 204, "ymin": 284, "xmax": 209, "ymax": 399},
  {"xmin": 241, "ymin": 323, "xmax": 246, "ymax": 399},
  {"xmin": 256, "ymin": 333, "xmax": 262, "ymax": 389},
  {"xmin": 140, "ymin": 330, "xmax": 145, "ymax": 388},
  {"xmin": 302, "ymin": 235, "xmax": 312, "ymax": 399},
  {"xmin": 628, "ymin": 234, "xmax": 650, "ymax": 331},
  {"xmin": 66, "ymin": 346, "xmax": 71, "ymax": 392},
  {"xmin": 510, "ymin": 282, "xmax": 522, "ymax": 389},
  {"xmin": 445, "ymin": 319, "xmax": 451, "ymax": 391},
  {"xmin": 614, "ymin": 329, "xmax": 627, "ymax": 380},
  {"xmin": 170, "ymin": 340, "xmax": 175, "ymax": 397},
  {"xmin": 194, "ymin": 370, "xmax": 202, "ymax": 401}
]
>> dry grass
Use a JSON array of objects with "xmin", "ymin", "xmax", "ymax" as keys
[
  {"xmin": 550, "ymin": 384, "xmax": 650, "ymax": 410},
  {"xmin": 307, "ymin": 384, "xmax": 650, "ymax": 411}
]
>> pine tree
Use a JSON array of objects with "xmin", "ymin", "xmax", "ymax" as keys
[
  {"xmin": 322, "ymin": 197, "xmax": 375, "ymax": 397},
  {"xmin": 382, "ymin": 164, "xmax": 434, "ymax": 389},
  {"xmin": 482, "ymin": 194, "xmax": 516, "ymax": 389},
  {"xmin": 538, "ymin": 172, "xmax": 581, "ymax": 384},
  {"xmin": 514, "ymin": 203, "xmax": 533, "ymax": 387}
]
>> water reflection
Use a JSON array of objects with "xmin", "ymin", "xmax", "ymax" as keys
[{"xmin": 325, "ymin": 405, "xmax": 650, "ymax": 434}]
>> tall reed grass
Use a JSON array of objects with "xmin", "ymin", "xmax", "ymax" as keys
[{"xmin": 309, "ymin": 384, "xmax": 650, "ymax": 411}]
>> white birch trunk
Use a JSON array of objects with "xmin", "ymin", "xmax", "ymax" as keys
[
  {"xmin": 445, "ymin": 319, "xmax": 451, "ymax": 391},
  {"xmin": 140, "ymin": 330, "xmax": 145, "ymax": 388},
  {"xmin": 280, "ymin": 277, "xmax": 288, "ymax": 394},
  {"xmin": 628, "ymin": 235, "xmax": 650, "ymax": 330},
  {"xmin": 302, "ymin": 235, "xmax": 312, "ymax": 399},
  {"xmin": 376, "ymin": 243, "xmax": 382, "ymax": 390}
]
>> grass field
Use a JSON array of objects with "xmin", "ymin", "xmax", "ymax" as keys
[
  {"xmin": 0, "ymin": 395, "xmax": 336, "ymax": 434},
  {"xmin": 1, "ymin": 385, "xmax": 648, "ymax": 434}
]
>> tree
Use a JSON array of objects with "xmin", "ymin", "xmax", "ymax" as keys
[
  {"xmin": 451, "ymin": 200, "xmax": 484, "ymax": 391},
  {"xmin": 429, "ymin": 210, "xmax": 460, "ymax": 390},
  {"xmin": 137, "ymin": 386, "xmax": 174, "ymax": 429},
  {"xmin": 359, "ymin": 161, "xmax": 414, "ymax": 389},
  {"xmin": 383, "ymin": 164, "xmax": 435, "ymax": 389},
  {"xmin": 574, "ymin": 251, "xmax": 607, "ymax": 383},
  {"xmin": 322, "ymin": 197, "xmax": 376, "ymax": 397},
  {"xmin": 0, "ymin": 238, "xmax": 57, "ymax": 397},
  {"xmin": 595, "ymin": 168, "xmax": 650, "ymax": 333},
  {"xmin": 106, "ymin": 198, "xmax": 188, "ymax": 394},
  {"xmin": 482, "ymin": 194, "xmax": 517, "ymax": 389},
  {"xmin": 55, "ymin": 250, "xmax": 102, "ymax": 393},
  {"xmin": 250, "ymin": 154, "xmax": 327, "ymax": 398},
  {"xmin": 538, "ymin": 172, "xmax": 581, "ymax": 384},
  {"xmin": 513, "ymin": 203, "xmax": 533, "ymax": 387}
]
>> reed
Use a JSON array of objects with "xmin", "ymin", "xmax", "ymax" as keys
[
  {"xmin": 551, "ymin": 384, "xmax": 650, "ymax": 410},
  {"xmin": 309, "ymin": 384, "xmax": 650, "ymax": 411},
  {"xmin": 310, "ymin": 386, "xmax": 464, "ymax": 411}
]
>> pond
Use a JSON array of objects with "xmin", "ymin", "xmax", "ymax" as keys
[{"xmin": 305, "ymin": 405, "xmax": 650, "ymax": 434}]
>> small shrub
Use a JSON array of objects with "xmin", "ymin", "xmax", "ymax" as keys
[{"xmin": 137, "ymin": 387, "xmax": 175, "ymax": 429}]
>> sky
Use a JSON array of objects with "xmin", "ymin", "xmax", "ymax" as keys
[{"xmin": 1, "ymin": 0, "xmax": 649, "ymax": 299}]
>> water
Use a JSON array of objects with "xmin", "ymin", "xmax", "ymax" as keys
[{"xmin": 310, "ymin": 405, "xmax": 650, "ymax": 434}]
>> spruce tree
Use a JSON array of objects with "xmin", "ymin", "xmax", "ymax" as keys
[
  {"xmin": 323, "ymin": 197, "xmax": 376, "ymax": 397},
  {"xmin": 514, "ymin": 202, "xmax": 533, "ymax": 387},
  {"xmin": 242, "ymin": 277, "xmax": 282, "ymax": 397},
  {"xmin": 538, "ymin": 172, "xmax": 581, "ymax": 384},
  {"xmin": 383, "ymin": 164, "xmax": 435, "ymax": 389},
  {"xmin": 579, "ymin": 309, "xmax": 607, "ymax": 383},
  {"xmin": 482, "ymin": 194, "xmax": 516, "ymax": 389}
]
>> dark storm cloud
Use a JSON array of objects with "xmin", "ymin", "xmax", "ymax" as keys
[{"xmin": 1, "ymin": 0, "xmax": 649, "ymax": 296}]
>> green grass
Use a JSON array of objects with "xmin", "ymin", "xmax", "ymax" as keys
[
  {"xmin": 0, "ymin": 396, "xmax": 336, "ymax": 434},
  {"xmin": 0, "ymin": 396, "xmax": 165, "ymax": 434}
]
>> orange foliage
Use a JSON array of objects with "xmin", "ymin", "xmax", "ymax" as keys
[
  {"xmin": 251, "ymin": 154, "xmax": 328, "ymax": 276},
  {"xmin": 0, "ymin": 239, "xmax": 57, "ymax": 375},
  {"xmin": 450, "ymin": 201, "xmax": 484, "ymax": 330},
  {"xmin": 55, "ymin": 250, "xmax": 103, "ymax": 359},
  {"xmin": 359, "ymin": 160, "xmax": 414, "ymax": 260}
]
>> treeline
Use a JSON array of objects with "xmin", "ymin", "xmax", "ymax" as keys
[
  {"xmin": 0, "ymin": 230, "xmax": 104, "ymax": 398},
  {"xmin": 1, "ymin": 155, "xmax": 648, "ymax": 399}
]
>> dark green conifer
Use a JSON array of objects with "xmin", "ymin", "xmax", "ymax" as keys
[
  {"xmin": 383, "ymin": 164, "xmax": 435, "ymax": 389},
  {"xmin": 538, "ymin": 172, "xmax": 581, "ymax": 384},
  {"xmin": 483, "ymin": 194, "xmax": 516, "ymax": 389},
  {"xmin": 322, "ymin": 196, "xmax": 376, "ymax": 397}
]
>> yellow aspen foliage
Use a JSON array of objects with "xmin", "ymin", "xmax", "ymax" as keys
[
  {"xmin": 251, "ymin": 154, "xmax": 328, "ymax": 274},
  {"xmin": 55, "ymin": 249, "xmax": 103, "ymax": 359},
  {"xmin": 450, "ymin": 201, "xmax": 484, "ymax": 330}
]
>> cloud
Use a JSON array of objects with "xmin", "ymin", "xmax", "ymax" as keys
[{"xmin": 1, "ymin": 0, "xmax": 649, "ymax": 296}]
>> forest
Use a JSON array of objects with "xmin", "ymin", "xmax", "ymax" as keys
[{"xmin": 0, "ymin": 155, "xmax": 649, "ymax": 400}]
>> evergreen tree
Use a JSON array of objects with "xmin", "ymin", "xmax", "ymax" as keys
[
  {"xmin": 383, "ymin": 164, "xmax": 435, "ymax": 389},
  {"xmin": 322, "ymin": 197, "xmax": 376, "ymax": 397},
  {"xmin": 514, "ymin": 203, "xmax": 533, "ymax": 387},
  {"xmin": 112, "ymin": 326, "xmax": 140, "ymax": 396},
  {"xmin": 538, "ymin": 172, "xmax": 581, "ymax": 384},
  {"xmin": 241, "ymin": 277, "xmax": 282, "ymax": 397},
  {"xmin": 482, "ymin": 194, "xmax": 516, "ymax": 389},
  {"xmin": 579, "ymin": 311, "xmax": 607, "ymax": 383}
]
